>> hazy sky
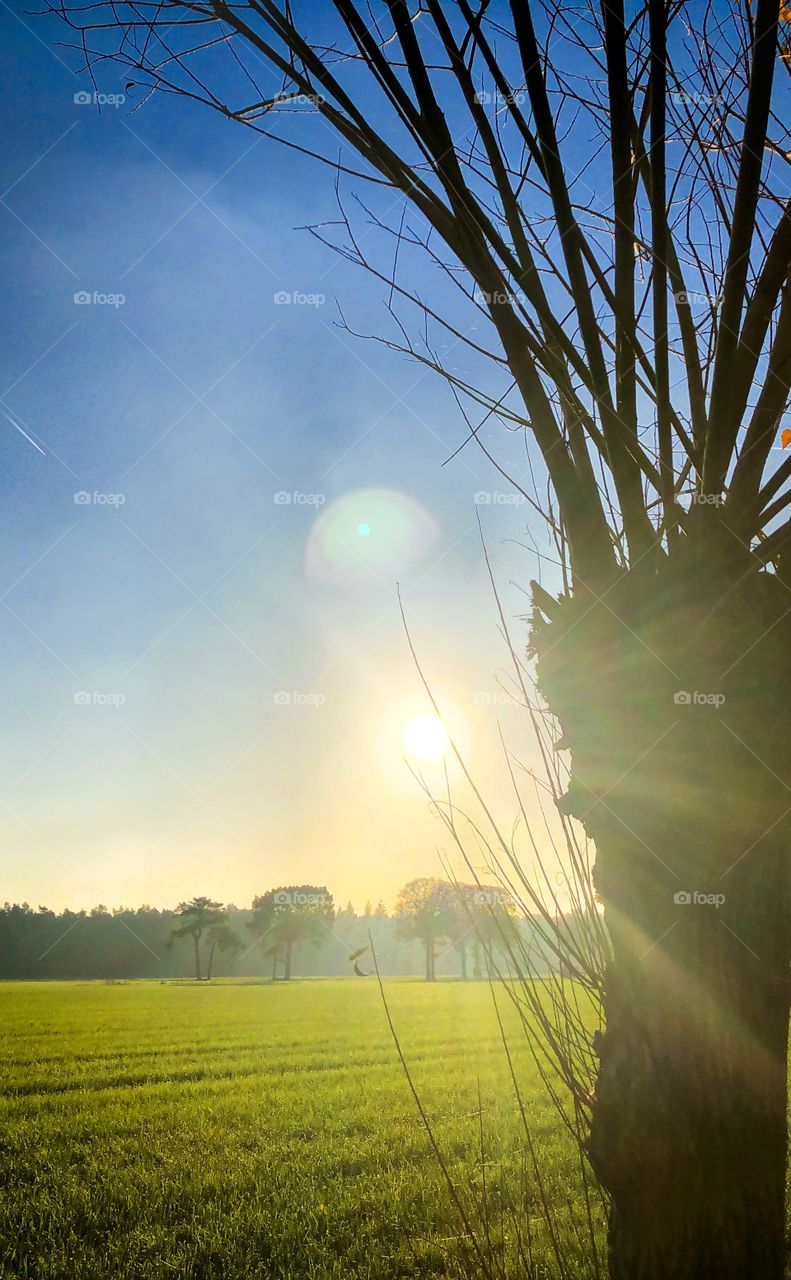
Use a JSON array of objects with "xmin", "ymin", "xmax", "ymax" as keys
[{"xmin": 0, "ymin": 5, "xmax": 565, "ymax": 912}]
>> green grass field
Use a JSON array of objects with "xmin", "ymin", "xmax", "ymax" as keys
[{"xmin": 0, "ymin": 979, "xmax": 599, "ymax": 1280}]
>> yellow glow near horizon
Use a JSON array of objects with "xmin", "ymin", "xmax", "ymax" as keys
[{"xmin": 402, "ymin": 713, "xmax": 450, "ymax": 761}]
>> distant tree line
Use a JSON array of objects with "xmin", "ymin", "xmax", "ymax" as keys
[{"xmin": 0, "ymin": 877, "xmax": 549, "ymax": 981}]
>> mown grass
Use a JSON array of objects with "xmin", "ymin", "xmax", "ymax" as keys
[{"xmin": 0, "ymin": 979, "xmax": 600, "ymax": 1280}]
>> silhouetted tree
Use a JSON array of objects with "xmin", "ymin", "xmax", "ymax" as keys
[
  {"xmin": 395, "ymin": 878, "xmax": 455, "ymax": 981},
  {"xmin": 249, "ymin": 887, "xmax": 335, "ymax": 980},
  {"xmin": 205, "ymin": 920, "xmax": 243, "ymax": 980},
  {"xmin": 450, "ymin": 884, "xmax": 518, "ymax": 980},
  {"xmin": 167, "ymin": 897, "xmax": 226, "ymax": 981}
]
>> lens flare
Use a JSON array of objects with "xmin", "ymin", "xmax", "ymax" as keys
[{"xmin": 305, "ymin": 488, "xmax": 438, "ymax": 589}]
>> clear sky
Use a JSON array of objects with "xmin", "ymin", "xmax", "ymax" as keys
[{"xmin": 0, "ymin": 4, "xmax": 565, "ymax": 912}]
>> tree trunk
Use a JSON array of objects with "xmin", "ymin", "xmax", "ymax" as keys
[
  {"xmin": 193, "ymin": 934, "xmax": 202, "ymax": 982},
  {"xmin": 425, "ymin": 939, "xmax": 433, "ymax": 982},
  {"xmin": 284, "ymin": 940, "xmax": 292, "ymax": 981},
  {"xmin": 472, "ymin": 940, "xmax": 482, "ymax": 980},
  {"xmin": 459, "ymin": 943, "xmax": 468, "ymax": 980},
  {"xmin": 533, "ymin": 548, "xmax": 791, "ymax": 1280},
  {"xmin": 207, "ymin": 942, "xmax": 216, "ymax": 981}
]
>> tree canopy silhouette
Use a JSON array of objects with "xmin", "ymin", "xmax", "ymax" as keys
[
  {"xmin": 168, "ymin": 897, "xmax": 231, "ymax": 980},
  {"xmin": 248, "ymin": 886, "xmax": 335, "ymax": 980}
]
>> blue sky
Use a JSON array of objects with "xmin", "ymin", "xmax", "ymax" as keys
[{"xmin": 0, "ymin": 3, "xmax": 561, "ymax": 912}]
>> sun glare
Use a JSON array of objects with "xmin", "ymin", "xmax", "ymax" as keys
[{"xmin": 402, "ymin": 714, "xmax": 450, "ymax": 761}]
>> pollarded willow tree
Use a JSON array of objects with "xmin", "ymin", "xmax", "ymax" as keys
[{"xmin": 51, "ymin": 1, "xmax": 791, "ymax": 1276}]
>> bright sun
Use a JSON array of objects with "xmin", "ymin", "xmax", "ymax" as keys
[{"xmin": 402, "ymin": 713, "xmax": 450, "ymax": 761}]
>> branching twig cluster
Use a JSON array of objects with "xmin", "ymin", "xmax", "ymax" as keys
[{"xmin": 48, "ymin": 0, "xmax": 791, "ymax": 588}]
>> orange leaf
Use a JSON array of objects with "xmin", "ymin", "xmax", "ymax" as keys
[{"xmin": 782, "ymin": 428, "xmax": 791, "ymax": 449}]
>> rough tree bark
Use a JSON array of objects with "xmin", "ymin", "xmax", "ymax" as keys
[{"xmin": 533, "ymin": 531, "xmax": 791, "ymax": 1280}]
